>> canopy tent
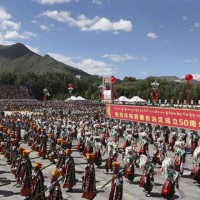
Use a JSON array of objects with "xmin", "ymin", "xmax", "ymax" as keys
[
  {"xmin": 65, "ymin": 96, "xmax": 77, "ymax": 101},
  {"xmin": 114, "ymin": 96, "xmax": 130, "ymax": 102},
  {"xmin": 76, "ymin": 96, "xmax": 86, "ymax": 101},
  {"xmin": 129, "ymin": 96, "xmax": 147, "ymax": 104}
]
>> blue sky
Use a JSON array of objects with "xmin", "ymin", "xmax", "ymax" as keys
[{"xmin": 0, "ymin": 0, "xmax": 200, "ymax": 80}]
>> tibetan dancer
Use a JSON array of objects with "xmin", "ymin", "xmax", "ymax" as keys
[
  {"xmin": 109, "ymin": 161, "xmax": 123, "ymax": 200},
  {"xmin": 63, "ymin": 149, "xmax": 76, "ymax": 192},
  {"xmin": 82, "ymin": 153, "xmax": 97, "ymax": 200}
]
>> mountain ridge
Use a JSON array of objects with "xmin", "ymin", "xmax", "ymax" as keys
[
  {"xmin": 0, "ymin": 43, "xmax": 92, "ymax": 77},
  {"xmin": 149, "ymin": 75, "xmax": 200, "ymax": 84}
]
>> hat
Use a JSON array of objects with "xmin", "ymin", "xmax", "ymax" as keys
[
  {"xmin": 61, "ymin": 140, "xmax": 67, "ymax": 145},
  {"xmin": 3, "ymin": 128, "xmax": 7, "ymax": 132},
  {"xmin": 66, "ymin": 149, "xmax": 72, "ymax": 156},
  {"xmin": 112, "ymin": 162, "xmax": 120, "ymax": 168},
  {"xmin": 34, "ymin": 162, "xmax": 42, "ymax": 169},
  {"xmin": 12, "ymin": 139, "xmax": 18, "ymax": 143},
  {"xmin": 18, "ymin": 146, "xmax": 25, "ymax": 152},
  {"xmin": 10, "ymin": 132, "xmax": 16, "ymax": 138},
  {"xmin": 57, "ymin": 138, "xmax": 62, "ymax": 143},
  {"xmin": 23, "ymin": 150, "xmax": 31, "ymax": 157},
  {"xmin": 86, "ymin": 153, "xmax": 94, "ymax": 160},
  {"xmin": 51, "ymin": 169, "xmax": 60, "ymax": 178}
]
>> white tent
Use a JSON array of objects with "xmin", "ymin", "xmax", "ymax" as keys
[
  {"xmin": 76, "ymin": 96, "xmax": 86, "ymax": 101},
  {"xmin": 114, "ymin": 96, "xmax": 130, "ymax": 102},
  {"xmin": 65, "ymin": 96, "xmax": 77, "ymax": 101},
  {"xmin": 129, "ymin": 96, "xmax": 147, "ymax": 104}
]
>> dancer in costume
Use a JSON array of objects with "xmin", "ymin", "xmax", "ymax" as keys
[
  {"xmin": 82, "ymin": 153, "xmax": 97, "ymax": 200},
  {"xmin": 109, "ymin": 161, "xmax": 123, "ymax": 200}
]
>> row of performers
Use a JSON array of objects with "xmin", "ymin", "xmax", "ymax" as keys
[
  {"xmin": 9, "ymin": 146, "xmax": 123, "ymax": 200},
  {"xmin": 2, "ymin": 140, "xmax": 199, "ymax": 200}
]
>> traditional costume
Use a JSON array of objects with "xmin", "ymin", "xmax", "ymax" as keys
[
  {"xmin": 105, "ymin": 140, "xmax": 118, "ymax": 174},
  {"xmin": 123, "ymin": 146, "xmax": 138, "ymax": 183},
  {"xmin": 8, "ymin": 138, "xmax": 19, "ymax": 164},
  {"xmin": 82, "ymin": 153, "xmax": 97, "ymax": 200},
  {"xmin": 109, "ymin": 162, "xmax": 123, "ymax": 200},
  {"xmin": 93, "ymin": 136, "xmax": 103, "ymax": 167},
  {"xmin": 169, "ymin": 131, "xmax": 178, "ymax": 151},
  {"xmin": 191, "ymin": 146, "xmax": 200, "ymax": 184},
  {"xmin": 47, "ymin": 134, "xmax": 57, "ymax": 164},
  {"xmin": 38, "ymin": 130, "xmax": 48, "ymax": 158},
  {"xmin": 139, "ymin": 132, "xmax": 149, "ymax": 156},
  {"xmin": 152, "ymin": 137, "xmax": 166, "ymax": 166},
  {"xmin": 190, "ymin": 131, "xmax": 199, "ymax": 155},
  {"xmin": 48, "ymin": 169, "xmax": 63, "ymax": 200},
  {"xmin": 138, "ymin": 155, "xmax": 154, "ymax": 197},
  {"xmin": 173, "ymin": 140, "xmax": 186, "ymax": 175},
  {"xmin": 122, "ymin": 128, "xmax": 132, "ymax": 150},
  {"xmin": 56, "ymin": 141, "xmax": 67, "ymax": 176},
  {"xmin": 63, "ymin": 149, "xmax": 76, "ymax": 192},
  {"xmin": 30, "ymin": 162, "xmax": 46, "ymax": 200},
  {"xmin": 20, "ymin": 150, "xmax": 32, "ymax": 198},
  {"xmin": 77, "ymin": 130, "xmax": 85, "ymax": 152},
  {"xmin": 11, "ymin": 146, "xmax": 24, "ymax": 177},
  {"xmin": 161, "ymin": 158, "xmax": 180, "ymax": 200}
]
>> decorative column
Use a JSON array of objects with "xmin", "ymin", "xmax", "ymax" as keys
[
  {"xmin": 68, "ymin": 83, "xmax": 73, "ymax": 97},
  {"xmin": 150, "ymin": 80, "xmax": 160, "ymax": 105},
  {"xmin": 184, "ymin": 74, "xmax": 193, "ymax": 105}
]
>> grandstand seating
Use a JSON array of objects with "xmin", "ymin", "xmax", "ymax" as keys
[{"xmin": 0, "ymin": 84, "xmax": 33, "ymax": 99}]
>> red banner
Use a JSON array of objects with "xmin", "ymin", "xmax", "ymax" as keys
[{"xmin": 106, "ymin": 104, "xmax": 200, "ymax": 131}]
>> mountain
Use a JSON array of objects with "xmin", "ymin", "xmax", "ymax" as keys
[
  {"xmin": 0, "ymin": 43, "xmax": 91, "ymax": 77},
  {"xmin": 149, "ymin": 76, "xmax": 200, "ymax": 85}
]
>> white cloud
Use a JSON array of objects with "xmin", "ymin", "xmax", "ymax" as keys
[
  {"xmin": 182, "ymin": 16, "xmax": 188, "ymax": 20},
  {"xmin": 0, "ymin": 7, "xmax": 36, "ymax": 43},
  {"xmin": 47, "ymin": 52, "xmax": 115, "ymax": 76},
  {"xmin": 1, "ymin": 21, "xmax": 21, "ymax": 31},
  {"xmin": 184, "ymin": 59, "xmax": 198, "ymax": 63},
  {"xmin": 4, "ymin": 31, "xmax": 36, "ymax": 40},
  {"xmin": 192, "ymin": 74, "xmax": 200, "ymax": 81},
  {"xmin": 35, "ymin": 0, "xmax": 72, "ymax": 4},
  {"xmin": 194, "ymin": 23, "xmax": 200, "ymax": 28},
  {"xmin": 0, "ymin": 7, "xmax": 11, "ymax": 21},
  {"xmin": 76, "ymin": 59, "xmax": 114, "ymax": 75},
  {"xmin": 40, "ymin": 10, "xmax": 132, "ymax": 33},
  {"xmin": 102, "ymin": 53, "xmax": 146, "ymax": 62},
  {"xmin": 31, "ymin": 20, "xmax": 39, "ymax": 24},
  {"xmin": 25, "ymin": 45, "xmax": 40, "ymax": 54},
  {"xmin": 141, "ymin": 71, "xmax": 148, "ymax": 75},
  {"xmin": 146, "ymin": 32, "xmax": 158, "ymax": 39},
  {"xmin": 40, "ymin": 24, "xmax": 50, "ymax": 31},
  {"xmin": 92, "ymin": 0, "xmax": 103, "ymax": 5},
  {"xmin": 102, "ymin": 54, "xmax": 133, "ymax": 62}
]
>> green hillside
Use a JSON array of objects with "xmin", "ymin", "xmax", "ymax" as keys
[{"xmin": 0, "ymin": 43, "xmax": 91, "ymax": 77}]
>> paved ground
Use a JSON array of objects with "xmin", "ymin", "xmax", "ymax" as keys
[{"xmin": 0, "ymin": 134, "xmax": 200, "ymax": 200}]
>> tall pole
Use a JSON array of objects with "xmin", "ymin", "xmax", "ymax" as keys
[
  {"xmin": 68, "ymin": 83, "xmax": 73, "ymax": 97},
  {"xmin": 186, "ymin": 81, "xmax": 190, "ymax": 105},
  {"xmin": 184, "ymin": 74, "xmax": 193, "ymax": 105},
  {"xmin": 151, "ymin": 80, "xmax": 159, "ymax": 105}
]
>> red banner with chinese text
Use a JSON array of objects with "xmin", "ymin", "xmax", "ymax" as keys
[{"xmin": 106, "ymin": 104, "xmax": 200, "ymax": 131}]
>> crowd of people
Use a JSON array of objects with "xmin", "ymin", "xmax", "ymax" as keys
[
  {"xmin": 0, "ymin": 84, "xmax": 33, "ymax": 99},
  {"xmin": 0, "ymin": 100, "xmax": 199, "ymax": 200}
]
